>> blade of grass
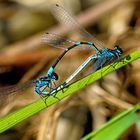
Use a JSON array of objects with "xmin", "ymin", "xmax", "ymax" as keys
[
  {"xmin": 0, "ymin": 50, "xmax": 140, "ymax": 133},
  {"xmin": 81, "ymin": 103, "xmax": 140, "ymax": 140}
]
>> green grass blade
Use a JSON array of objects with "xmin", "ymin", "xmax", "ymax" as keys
[
  {"xmin": 81, "ymin": 103, "xmax": 140, "ymax": 140},
  {"xmin": 0, "ymin": 50, "xmax": 140, "ymax": 133}
]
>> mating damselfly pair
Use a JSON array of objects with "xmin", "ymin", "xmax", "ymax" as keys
[{"xmin": 0, "ymin": 4, "xmax": 123, "ymax": 106}]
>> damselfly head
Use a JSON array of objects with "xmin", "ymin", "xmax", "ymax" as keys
[{"xmin": 114, "ymin": 45, "xmax": 123, "ymax": 57}]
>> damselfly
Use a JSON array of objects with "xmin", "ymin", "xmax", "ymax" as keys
[
  {"xmin": 43, "ymin": 4, "xmax": 123, "ymax": 91},
  {"xmin": 0, "ymin": 4, "xmax": 123, "ymax": 105}
]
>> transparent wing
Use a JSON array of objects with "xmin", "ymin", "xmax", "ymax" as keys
[
  {"xmin": 93, "ymin": 56, "xmax": 107, "ymax": 70},
  {"xmin": 93, "ymin": 55, "xmax": 118, "ymax": 70},
  {"xmin": 52, "ymin": 4, "xmax": 107, "ymax": 50},
  {"xmin": 42, "ymin": 32, "xmax": 93, "ymax": 50},
  {"xmin": 42, "ymin": 32, "xmax": 76, "ymax": 49},
  {"xmin": 0, "ymin": 80, "xmax": 34, "ymax": 105}
]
